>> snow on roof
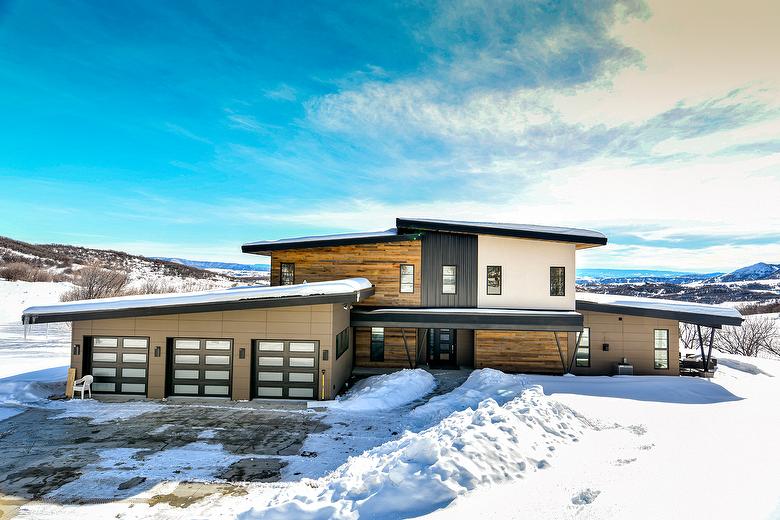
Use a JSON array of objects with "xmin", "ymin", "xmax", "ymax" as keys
[
  {"xmin": 22, "ymin": 278, "xmax": 373, "ymax": 324},
  {"xmin": 397, "ymin": 218, "xmax": 606, "ymax": 240},
  {"xmin": 576, "ymin": 292, "xmax": 744, "ymax": 326},
  {"xmin": 242, "ymin": 229, "xmax": 419, "ymax": 253},
  {"xmin": 353, "ymin": 307, "xmax": 581, "ymax": 316}
]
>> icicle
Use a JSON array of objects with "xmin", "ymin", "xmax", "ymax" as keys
[{"xmin": 23, "ymin": 315, "xmax": 30, "ymax": 340}]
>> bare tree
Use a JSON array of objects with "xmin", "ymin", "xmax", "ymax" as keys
[
  {"xmin": 714, "ymin": 316, "xmax": 777, "ymax": 357},
  {"xmin": 60, "ymin": 263, "xmax": 129, "ymax": 301},
  {"xmin": 679, "ymin": 322, "xmax": 699, "ymax": 351}
]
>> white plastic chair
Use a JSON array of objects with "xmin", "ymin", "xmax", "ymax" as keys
[{"xmin": 73, "ymin": 375, "xmax": 93, "ymax": 399}]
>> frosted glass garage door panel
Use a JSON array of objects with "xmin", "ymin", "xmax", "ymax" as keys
[
  {"xmin": 289, "ymin": 358, "xmax": 315, "ymax": 368},
  {"xmin": 121, "ymin": 383, "xmax": 146, "ymax": 393},
  {"xmin": 204, "ymin": 355, "xmax": 230, "ymax": 365},
  {"xmin": 175, "ymin": 355, "xmax": 200, "ymax": 364},
  {"xmin": 257, "ymin": 387, "xmax": 283, "ymax": 397},
  {"xmin": 94, "ymin": 337, "xmax": 118, "ymax": 348},
  {"xmin": 288, "ymin": 388, "xmax": 314, "ymax": 398},
  {"xmin": 123, "ymin": 353, "xmax": 147, "ymax": 363},
  {"xmin": 92, "ymin": 382, "xmax": 116, "ymax": 392},
  {"xmin": 204, "ymin": 370, "xmax": 230, "ymax": 380},
  {"xmin": 257, "ymin": 342, "xmax": 284, "ymax": 352},
  {"xmin": 92, "ymin": 367, "xmax": 116, "ymax": 377},
  {"xmin": 123, "ymin": 338, "xmax": 148, "ymax": 348},
  {"xmin": 289, "ymin": 342, "xmax": 316, "ymax": 353},
  {"xmin": 205, "ymin": 340, "xmax": 231, "ymax": 350},
  {"xmin": 174, "ymin": 385, "xmax": 199, "ymax": 394},
  {"xmin": 122, "ymin": 368, "xmax": 146, "ymax": 378},
  {"xmin": 258, "ymin": 372, "xmax": 283, "ymax": 382},
  {"xmin": 93, "ymin": 352, "xmax": 117, "ymax": 362},
  {"xmin": 174, "ymin": 369, "xmax": 199, "ymax": 379},
  {"xmin": 175, "ymin": 340, "xmax": 200, "ymax": 349},
  {"xmin": 204, "ymin": 385, "xmax": 229, "ymax": 395},
  {"xmin": 288, "ymin": 373, "xmax": 315, "ymax": 383},
  {"xmin": 258, "ymin": 357, "xmax": 284, "ymax": 367}
]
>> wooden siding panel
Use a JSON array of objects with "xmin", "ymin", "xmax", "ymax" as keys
[
  {"xmin": 474, "ymin": 330, "xmax": 568, "ymax": 374},
  {"xmin": 270, "ymin": 241, "xmax": 422, "ymax": 307},
  {"xmin": 354, "ymin": 327, "xmax": 418, "ymax": 368}
]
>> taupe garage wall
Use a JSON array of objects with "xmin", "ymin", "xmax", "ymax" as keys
[
  {"xmin": 570, "ymin": 310, "xmax": 680, "ymax": 376},
  {"xmin": 71, "ymin": 303, "xmax": 350, "ymax": 400}
]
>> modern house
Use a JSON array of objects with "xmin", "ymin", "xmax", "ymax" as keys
[{"xmin": 22, "ymin": 217, "xmax": 743, "ymax": 401}]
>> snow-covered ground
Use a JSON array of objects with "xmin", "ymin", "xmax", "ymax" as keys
[{"xmin": 2, "ymin": 281, "xmax": 780, "ymax": 519}]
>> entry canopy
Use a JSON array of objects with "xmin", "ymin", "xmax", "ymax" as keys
[
  {"xmin": 575, "ymin": 292, "xmax": 744, "ymax": 328},
  {"xmin": 21, "ymin": 278, "xmax": 374, "ymax": 324},
  {"xmin": 351, "ymin": 307, "xmax": 583, "ymax": 331}
]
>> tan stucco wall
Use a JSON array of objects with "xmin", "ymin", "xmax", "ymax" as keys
[
  {"xmin": 70, "ymin": 303, "xmax": 350, "ymax": 400},
  {"xmin": 570, "ymin": 311, "xmax": 680, "ymax": 376},
  {"xmin": 477, "ymin": 236, "xmax": 576, "ymax": 310}
]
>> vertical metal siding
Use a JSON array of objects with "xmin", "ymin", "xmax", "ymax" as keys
[{"xmin": 421, "ymin": 232, "xmax": 477, "ymax": 307}]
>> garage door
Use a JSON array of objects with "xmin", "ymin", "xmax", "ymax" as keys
[
  {"xmin": 255, "ymin": 340, "xmax": 319, "ymax": 399},
  {"xmin": 90, "ymin": 336, "xmax": 149, "ymax": 395},
  {"xmin": 170, "ymin": 338, "xmax": 233, "ymax": 398}
]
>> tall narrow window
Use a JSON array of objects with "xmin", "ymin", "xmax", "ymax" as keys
[
  {"xmin": 442, "ymin": 265, "xmax": 457, "ymax": 294},
  {"xmin": 486, "ymin": 266, "xmax": 502, "ymax": 295},
  {"xmin": 400, "ymin": 264, "xmax": 414, "ymax": 293},
  {"xmin": 575, "ymin": 327, "xmax": 591, "ymax": 367},
  {"xmin": 336, "ymin": 328, "xmax": 350, "ymax": 359},
  {"xmin": 654, "ymin": 329, "xmax": 669, "ymax": 369},
  {"xmin": 280, "ymin": 262, "xmax": 295, "ymax": 286},
  {"xmin": 370, "ymin": 327, "xmax": 385, "ymax": 362},
  {"xmin": 550, "ymin": 266, "xmax": 565, "ymax": 296}
]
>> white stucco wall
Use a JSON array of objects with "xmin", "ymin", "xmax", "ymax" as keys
[{"xmin": 477, "ymin": 236, "xmax": 576, "ymax": 310}]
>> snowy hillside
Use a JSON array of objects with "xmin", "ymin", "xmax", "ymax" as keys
[{"xmin": 712, "ymin": 262, "xmax": 780, "ymax": 282}]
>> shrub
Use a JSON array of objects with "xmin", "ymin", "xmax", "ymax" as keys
[
  {"xmin": 60, "ymin": 263, "xmax": 129, "ymax": 301},
  {"xmin": 0, "ymin": 262, "xmax": 57, "ymax": 282}
]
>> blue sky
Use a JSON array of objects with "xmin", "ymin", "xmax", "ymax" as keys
[{"xmin": 1, "ymin": 0, "xmax": 779, "ymax": 271}]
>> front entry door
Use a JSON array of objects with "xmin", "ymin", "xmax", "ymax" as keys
[{"xmin": 428, "ymin": 328, "xmax": 458, "ymax": 368}]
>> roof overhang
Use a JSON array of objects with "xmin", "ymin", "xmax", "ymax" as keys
[
  {"xmin": 351, "ymin": 307, "xmax": 583, "ymax": 331},
  {"xmin": 241, "ymin": 230, "xmax": 423, "ymax": 255},
  {"xmin": 396, "ymin": 217, "xmax": 607, "ymax": 249},
  {"xmin": 575, "ymin": 300, "xmax": 744, "ymax": 328},
  {"xmin": 22, "ymin": 279, "xmax": 375, "ymax": 324}
]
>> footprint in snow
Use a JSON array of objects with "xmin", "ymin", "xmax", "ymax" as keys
[
  {"xmin": 571, "ymin": 489, "xmax": 601, "ymax": 505},
  {"xmin": 614, "ymin": 457, "xmax": 636, "ymax": 466}
]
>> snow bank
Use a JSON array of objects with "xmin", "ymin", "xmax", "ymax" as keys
[
  {"xmin": 241, "ymin": 386, "xmax": 589, "ymax": 520},
  {"xmin": 328, "ymin": 369, "xmax": 436, "ymax": 412},
  {"xmin": 410, "ymin": 368, "xmax": 528, "ymax": 423},
  {"xmin": 0, "ymin": 366, "xmax": 67, "ymax": 419}
]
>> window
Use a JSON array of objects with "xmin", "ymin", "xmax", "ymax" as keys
[
  {"xmin": 442, "ymin": 265, "xmax": 457, "ymax": 294},
  {"xmin": 575, "ymin": 327, "xmax": 591, "ymax": 367},
  {"xmin": 280, "ymin": 262, "xmax": 295, "ymax": 285},
  {"xmin": 400, "ymin": 264, "xmax": 415, "ymax": 293},
  {"xmin": 486, "ymin": 266, "xmax": 502, "ymax": 295},
  {"xmin": 370, "ymin": 327, "xmax": 385, "ymax": 362},
  {"xmin": 654, "ymin": 329, "xmax": 669, "ymax": 369},
  {"xmin": 336, "ymin": 327, "xmax": 350, "ymax": 359},
  {"xmin": 550, "ymin": 266, "xmax": 566, "ymax": 296}
]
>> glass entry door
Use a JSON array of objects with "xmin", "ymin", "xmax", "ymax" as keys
[{"xmin": 427, "ymin": 328, "xmax": 458, "ymax": 368}]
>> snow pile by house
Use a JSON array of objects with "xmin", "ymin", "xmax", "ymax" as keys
[
  {"xmin": 327, "ymin": 369, "xmax": 436, "ymax": 412},
  {"xmin": 410, "ymin": 368, "xmax": 529, "ymax": 424},
  {"xmin": 242, "ymin": 385, "xmax": 590, "ymax": 520}
]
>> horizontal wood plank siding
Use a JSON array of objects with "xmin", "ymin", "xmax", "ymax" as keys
[
  {"xmin": 271, "ymin": 241, "xmax": 422, "ymax": 307},
  {"xmin": 354, "ymin": 327, "xmax": 418, "ymax": 368},
  {"xmin": 474, "ymin": 330, "xmax": 568, "ymax": 374}
]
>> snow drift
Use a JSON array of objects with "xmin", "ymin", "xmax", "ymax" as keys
[
  {"xmin": 328, "ymin": 369, "xmax": 437, "ymax": 412},
  {"xmin": 242, "ymin": 382, "xmax": 590, "ymax": 520}
]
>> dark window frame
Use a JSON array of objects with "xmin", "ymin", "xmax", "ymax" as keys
[
  {"xmin": 280, "ymin": 262, "xmax": 295, "ymax": 286},
  {"xmin": 654, "ymin": 328, "xmax": 669, "ymax": 370},
  {"xmin": 442, "ymin": 265, "xmax": 457, "ymax": 295},
  {"xmin": 486, "ymin": 265, "xmax": 502, "ymax": 295},
  {"xmin": 550, "ymin": 266, "xmax": 566, "ymax": 296},
  {"xmin": 399, "ymin": 264, "xmax": 415, "ymax": 293},
  {"xmin": 336, "ymin": 327, "xmax": 350, "ymax": 359},
  {"xmin": 575, "ymin": 327, "xmax": 591, "ymax": 368},
  {"xmin": 370, "ymin": 327, "xmax": 385, "ymax": 362}
]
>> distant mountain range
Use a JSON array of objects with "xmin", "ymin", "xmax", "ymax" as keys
[
  {"xmin": 154, "ymin": 258, "xmax": 270, "ymax": 272},
  {"xmin": 709, "ymin": 262, "xmax": 780, "ymax": 283},
  {"xmin": 576, "ymin": 268, "xmax": 721, "ymax": 284}
]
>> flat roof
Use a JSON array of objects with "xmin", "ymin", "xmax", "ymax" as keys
[
  {"xmin": 241, "ymin": 229, "xmax": 422, "ymax": 254},
  {"xmin": 576, "ymin": 292, "xmax": 744, "ymax": 327},
  {"xmin": 22, "ymin": 278, "xmax": 374, "ymax": 324},
  {"xmin": 396, "ymin": 217, "xmax": 607, "ymax": 247},
  {"xmin": 351, "ymin": 307, "xmax": 583, "ymax": 331}
]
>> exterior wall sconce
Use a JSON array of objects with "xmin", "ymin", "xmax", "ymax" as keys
[
  {"xmin": 602, "ymin": 343, "xmax": 609, "ymax": 351},
  {"xmin": 154, "ymin": 346, "xmax": 161, "ymax": 357},
  {"xmin": 239, "ymin": 347, "xmax": 246, "ymax": 359}
]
